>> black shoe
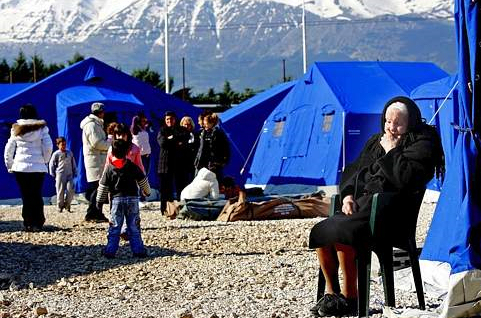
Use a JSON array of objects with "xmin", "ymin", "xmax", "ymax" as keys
[
  {"xmin": 337, "ymin": 294, "xmax": 358, "ymax": 316},
  {"xmin": 31, "ymin": 226, "xmax": 43, "ymax": 232},
  {"xmin": 24, "ymin": 226, "xmax": 33, "ymax": 232},
  {"xmin": 318, "ymin": 293, "xmax": 344, "ymax": 317},
  {"xmin": 309, "ymin": 298, "xmax": 323, "ymax": 316}
]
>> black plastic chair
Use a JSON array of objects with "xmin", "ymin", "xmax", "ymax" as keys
[{"xmin": 315, "ymin": 191, "xmax": 426, "ymax": 317}]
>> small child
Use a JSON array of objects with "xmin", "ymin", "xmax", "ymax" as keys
[
  {"xmin": 49, "ymin": 137, "xmax": 77, "ymax": 212},
  {"xmin": 96, "ymin": 139, "xmax": 151, "ymax": 258}
]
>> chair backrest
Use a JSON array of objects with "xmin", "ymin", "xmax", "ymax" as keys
[{"xmin": 371, "ymin": 189, "xmax": 426, "ymax": 250}]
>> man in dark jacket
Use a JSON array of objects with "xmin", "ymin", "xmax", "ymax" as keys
[{"xmin": 157, "ymin": 111, "xmax": 189, "ymax": 214}]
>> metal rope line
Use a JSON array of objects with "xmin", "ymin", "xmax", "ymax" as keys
[
  {"xmin": 428, "ymin": 80, "xmax": 459, "ymax": 125},
  {"xmin": 240, "ymin": 121, "xmax": 266, "ymax": 175}
]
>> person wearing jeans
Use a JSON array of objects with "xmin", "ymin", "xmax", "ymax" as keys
[
  {"xmin": 96, "ymin": 139, "xmax": 151, "ymax": 258},
  {"xmin": 104, "ymin": 197, "xmax": 144, "ymax": 255}
]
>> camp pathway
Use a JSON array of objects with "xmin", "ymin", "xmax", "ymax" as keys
[{"xmin": 0, "ymin": 201, "xmax": 440, "ymax": 318}]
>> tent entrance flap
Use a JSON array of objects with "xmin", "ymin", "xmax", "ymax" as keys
[{"xmin": 282, "ymin": 104, "xmax": 316, "ymax": 158}]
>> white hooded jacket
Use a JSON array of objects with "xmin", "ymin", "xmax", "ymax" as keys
[
  {"xmin": 80, "ymin": 114, "xmax": 110, "ymax": 182},
  {"xmin": 180, "ymin": 167, "xmax": 220, "ymax": 201},
  {"xmin": 4, "ymin": 119, "xmax": 53, "ymax": 173}
]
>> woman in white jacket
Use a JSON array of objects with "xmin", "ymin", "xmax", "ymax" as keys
[{"xmin": 4, "ymin": 104, "xmax": 53, "ymax": 232}]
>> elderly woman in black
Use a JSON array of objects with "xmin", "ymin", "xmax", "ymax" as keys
[{"xmin": 309, "ymin": 96, "xmax": 444, "ymax": 316}]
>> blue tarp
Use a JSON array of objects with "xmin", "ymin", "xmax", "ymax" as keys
[
  {"xmin": 0, "ymin": 58, "xmax": 199, "ymax": 199},
  {"xmin": 219, "ymin": 81, "xmax": 296, "ymax": 184},
  {"xmin": 421, "ymin": 0, "xmax": 480, "ymax": 275},
  {"xmin": 0, "ymin": 83, "xmax": 32, "ymax": 102},
  {"xmin": 247, "ymin": 61, "xmax": 448, "ymax": 187}
]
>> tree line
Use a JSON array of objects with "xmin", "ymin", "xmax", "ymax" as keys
[{"xmin": 0, "ymin": 51, "xmax": 257, "ymax": 109}]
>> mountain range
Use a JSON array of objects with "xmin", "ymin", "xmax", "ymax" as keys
[{"xmin": 0, "ymin": 0, "xmax": 456, "ymax": 92}]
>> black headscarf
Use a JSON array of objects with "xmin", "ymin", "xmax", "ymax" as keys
[
  {"xmin": 382, "ymin": 96, "xmax": 445, "ymax": 180},
  {"xmin": 381, "ymin": 96, "xmax": 422, "ymax": 133}
]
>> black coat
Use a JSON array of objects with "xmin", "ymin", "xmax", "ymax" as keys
[
  {"xmin": 156, "ymin": 125, "xmax": 189, "ymax": 174},
  {"xmin": 339, "ymin": 128, "xmax": 440, "ymax": 200},
  {"xmin": 194, "ymin": 126, "xmax": 230, "ymax": 173}
]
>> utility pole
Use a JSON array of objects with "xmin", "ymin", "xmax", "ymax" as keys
[
  {"xmin": 282, "ymin": 59, "xmax": 286, "ymax": 82},
  {"xmin": 33, "ymin": 58, "xmax": 37, "ymax": 83},
  {"xmin": 164, "ymin": 0, "xmax": 170, "ymax": 93},
  {"xmin": 182, "ymin": 57, "xmax": 186, "ymax": 100},
  {"xmin": 9, "ymin": 71, "xmax": 12, "ymax": 84},
  {"xmin": 302, "ymin": 0, "xmax": 307, "ymax": 73}
]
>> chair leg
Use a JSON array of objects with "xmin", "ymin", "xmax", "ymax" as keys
[
  {"xmin": 379, "ymin": 248, "xmax": 395, "ymax": 307},
  {"xmin": 317, "ymin": 267, "xmax": 326, "ymax": 301},
  {"xmin": 357, "ymin": 250, "xmax": 371, "ymax": 317},
  {"xmin": 407, "ymin": 239, "xmax": 425, "ymax": 310}
]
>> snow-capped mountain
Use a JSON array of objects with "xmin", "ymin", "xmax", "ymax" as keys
[{"xmin": 0, "ymin": 0, "xmax": 455, "ymax": 92}]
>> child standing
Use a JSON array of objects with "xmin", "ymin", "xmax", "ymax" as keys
[
  {"xmin": 96, "ymin": 139, "xmax": 151, "ymax": 258},
  {"xmin": 49, "ymin": 137, "xmax": 77, "ymax": 212}
]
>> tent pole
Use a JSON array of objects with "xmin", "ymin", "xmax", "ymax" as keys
[
  {"xmin": 342, "ymin": 111, "xmax": 346, "ymax": 172},
  {"xmin": 428, "ymin": 80, "xmax": 459, "ymax": 125},
  {"xmin": 240, "ymin": 121, "xmax": 265, "ymax": 175}
]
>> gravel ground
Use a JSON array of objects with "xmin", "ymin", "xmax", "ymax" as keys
[{"xmin": 0, "ymin": 199, "xmax": 442, "ymax": 318}]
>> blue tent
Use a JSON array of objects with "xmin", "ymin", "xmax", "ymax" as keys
[
  {"xmin": 0, "ymin": 83, "xmax": 32, "ymax": 102},
  {"xmin": 219, "ymin": 80, "xmax": 296, "ymax": 184},
  {"xmin": 411, "ymin": 75, "xmax": 459, "ymax": 190},
  {"xmin": 246, "ymin": 61, "xmax": 448, "ymax": 187},
  {"xmin": 420, "ymin": 0, "xmax": 481, "ymax": 316},
  {"xmin": 0, "ymin": 58, "xmax": 199, "ymax": 199}
]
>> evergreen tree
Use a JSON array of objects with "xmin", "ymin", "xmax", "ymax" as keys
[
  {"xmin": 218, "ymin": 80, "xmax": 239, "ymax": 108},
  {"xmin": 46, "ymin": 62, "xmax": 65, "ymax": 76},
  {"xmin": 68, "ymin": 52, "xmax": 85, "ymax": 66},
  {"xmin": 0, "ymin": 59, "xmax": 10, "ymax": 83},
  {"xmin": 11, "ymin": 51, "xmax": 31, "ymax": 82},
  {"xmin": 240, "ymin": 87, "xmax": 256, "ymax": 102},
  {"xmin": 132, "ymin": 66, "xmax": 162, "ymax": 89},
  {"xmin": 29, "ymin": 54, "xmax": 48, "ymax": 82},
  {"xmin": 131, "ymin": 65, "xmax": 173, "ymax": 92}
]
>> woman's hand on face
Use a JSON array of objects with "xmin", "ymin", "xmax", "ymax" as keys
[
  {"xmin": 380, "ymin": 131, "xmax": 401, "ymax": 153},
  {"xmin": 341, "ymin": 195, "xmax": 357, "ymax": 215}
]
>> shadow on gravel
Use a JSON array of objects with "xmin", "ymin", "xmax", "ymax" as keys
[
  {"xmin": 0, "ymin": 221, "xmax": 67, "ymax": 233},
  {"xmin": 0, "ymin": 241, "xmax": 189, "ymax": 290}
]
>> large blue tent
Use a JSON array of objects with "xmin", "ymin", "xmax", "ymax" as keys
[
  {"xmin": 0, "ymin": 83, "xmax": 32, "ymax": 102},
  {"xmin": 0, "ymin": 58, "xmax": 199, "ymax": 199},
  {"xmin": 246, "ymin": 61, "xmax": 448, "ymax": 187},
  {"xmin": 420, "ymin": 0, "xmax": 481, "ymax": 316},
  {"xmin": 411, "ymin": 75, "xmax": 459, "ymax": 190},
  {"xmin": 219, "ymin": 80, "xmax": 296, "ymax": 184}
]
